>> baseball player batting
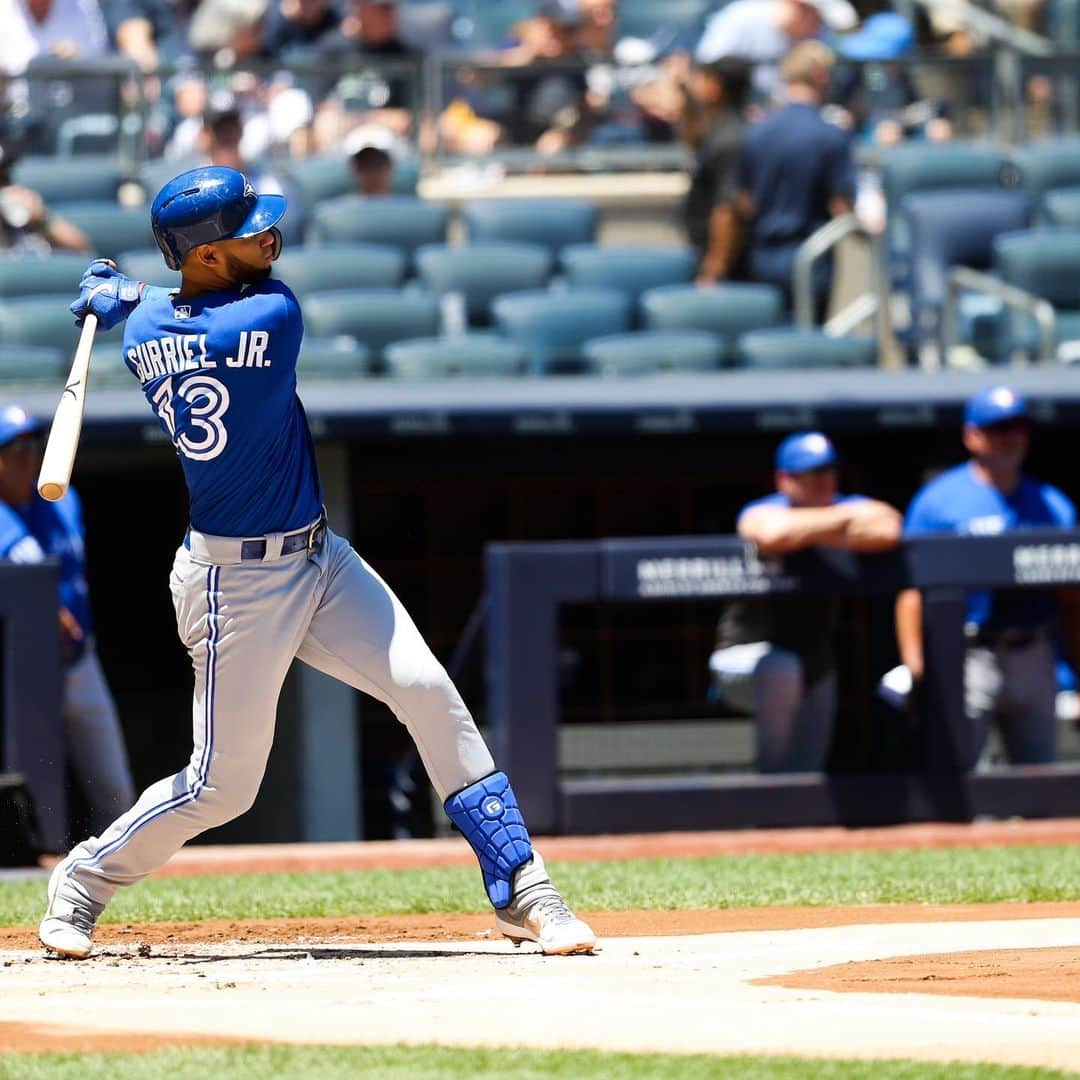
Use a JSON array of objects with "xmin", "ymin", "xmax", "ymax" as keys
[{"xmin": 40, "ymin": 166, "xmax": 596, "ymax": 959}]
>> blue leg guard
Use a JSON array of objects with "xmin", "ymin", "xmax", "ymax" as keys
[{"xmin": 444, "ymin": 771, "xmax": 533, "ymax": 909}]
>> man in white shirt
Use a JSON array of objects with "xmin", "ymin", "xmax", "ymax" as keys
[{"xmin": 0, "ymin": 0, "xmax": 109, "ymax": 75}]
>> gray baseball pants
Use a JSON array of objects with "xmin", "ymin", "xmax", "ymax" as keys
[
  {"xmin": 61, "ymin": 524, "xmax": 495, "ymax": 906},
  {"xmin": 709, "ymin": 642, "xmax": 836, "ymax": 772},
  {"xmin": 964, "ymin": 637, "xmax": 1057, "ymax": 769},
  {"xmin": 64, "ymin": 647, "xmax": 135, "ymax": 836}
]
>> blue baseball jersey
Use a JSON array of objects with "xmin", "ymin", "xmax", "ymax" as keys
[
  {"xmin": 737, "ymin": 491, "xmax": 866, "ymax": 523},
  {"xmin": 0, "ymin": 489, "xmax": 91, "ymax": 658},
  {"xmin": 904, "ymin": 463, "xmax": 1076, "ymax": 630},
  {"xmin": 123, "ymin": 279, "xmax": 322, "ymax": 537}
]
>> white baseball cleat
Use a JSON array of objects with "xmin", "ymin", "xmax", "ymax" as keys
[
  {"xmin": 494, "ymin": 851, "xmax": 597, "ymax": 956},
  {"xmin": 39, "ymin": 860, "xmax": 102, "ymax": 959}
]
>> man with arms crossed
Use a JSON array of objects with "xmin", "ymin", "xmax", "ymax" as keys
[
  {"xmin": 40, "ymin": 166, "xmax": 595, "ymax": 958},
  {"xmin": 710, "ymin": 431, "xmax": 901, "ymax": 771}
]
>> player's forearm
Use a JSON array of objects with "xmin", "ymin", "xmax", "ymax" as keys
[
  {"xmin": 895, "ymin": 587, "xmax": 924, "ymax": 679},
  {"xmin": 739, "ymin": 505, "xmax": 853, "ymax": 554},
  {"xmin": 836, "ymin": 501, "xmax": 903, "ymax": 552}
]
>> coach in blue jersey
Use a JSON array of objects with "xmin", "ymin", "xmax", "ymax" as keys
[
  {"xmin": 896, "ymin": 387, "xmax": 1078, "ymax": 768},
  {"xmin": 0, "ymin": 404, "xmax": 134, "ymax": 836},
  {"xmin": 39, "ymin": 166, "xmax": 595, "ymax": 960},
  {"xmin": 710, "ymin": 431, "xmax": 902, "ymax": 771}
]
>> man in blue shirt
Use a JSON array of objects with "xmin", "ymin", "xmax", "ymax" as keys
[
  {"xmin": 896, "ymin": 386, "xmax": 1077, "ymax": 768},
  {"xmin": 0, "ymin": 404, "xmax": 134, "ymax": 836},
  {"xmin": 711, "ymin": 431, "xmax": 901, "ymax": 771},
  {"xmin": 39, "ymin": 166, "xmax": 594, "ymax": 960},
  {"xmin": 732, "ymin": 41, "xmax": 855, "ymax": 313}
]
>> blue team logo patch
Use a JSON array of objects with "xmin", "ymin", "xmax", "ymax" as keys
[
  {"xmin": 174, "ymin": 305, "xmax": 191, "ymax": 320},
  {"xmin": 481, "ymin": 796, "xmax": 503, "ymax": 819}
]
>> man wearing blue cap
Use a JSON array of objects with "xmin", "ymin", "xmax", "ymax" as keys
[
  {"xmin": 896, "ymin": 386, "xmax": 1077, "ymax": 767},
  {"xmin": 710, "ymin": 430, "xmax": 901, "ymax": 771},
  {"xmin": 0, "ymin": 404, "xmax": 134, "ymax": 836}
]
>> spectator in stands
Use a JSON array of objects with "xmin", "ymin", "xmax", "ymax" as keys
[
  {"xmin": 187, "ymin": 0, "xmax": 268, "ymax": 66},
  {"xmin": 710, "ymin": 431, "xmax": 902, "ymax": 772},
  {"xmin": 678, "ymin": 60, "xmax": 751, "ymax": 284},
  {"xmin": 104, "ymin": 0, "xmax": 196, "ymax": 72},
  {"xmin": 350, "ymin": 142, "xmax": 394, "ymax": 196},
  {"xmin": 0, "ymin": 0, "xmax": 110, "ymax": 75},
  {"xmin": 0, "ymin": 139, "xmax": 90, "ymax": 252},
  {"xmin": 896, "ymin": 387, "xmax": 1080, "ymax": 768},
  {"xmin": 695, "ymin": 0, "xmax": 856, "ymax": 98},
  {"xmin": 729, "ymin": 42, "xmax": 855, "ymax": 312},
  {"xmin": 0, "ymin": 404, "xmax": 135, "ymax": 835},
  {"xmin": 259, "ymin": 0, "xmax": 340, "ymax": 59}
]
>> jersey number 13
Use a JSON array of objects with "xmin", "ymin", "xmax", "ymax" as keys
[{"xmin": 151, "ymin": 376, "xmax": 231, "ymax": 461}]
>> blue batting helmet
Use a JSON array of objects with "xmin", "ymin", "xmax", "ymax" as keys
[{"xmin": 151, "ymin": 166, "xmax": 286, "ymax": 271}]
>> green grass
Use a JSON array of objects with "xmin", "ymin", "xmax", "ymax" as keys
[
  {"xmin": 2, "ymin": 845, "xmax": 1079, "ymax": 928},
  {"xmin": 0, "ymin": 1046, "xmax": 1076, "ymax": 1080}
]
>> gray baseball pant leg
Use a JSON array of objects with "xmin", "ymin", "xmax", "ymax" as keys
[
  {"xmin": 63, "ymin": 647, "xmax": 135, "ymax": 836},
  {"xmin": 710, "ymin": 643, "xmax": 836, "ymax": 772},
  {"xmin": 295, "ymin": 530, "xmax": 494, "ymax": 802},
  {"xmin": 965, "ymin": 639, "xmax": 1057, "ymax": 767}
]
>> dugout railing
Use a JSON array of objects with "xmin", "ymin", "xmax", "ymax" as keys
[{"xmin": 486, "ymin": 529, "xmax": 1080, "ymax": 834}]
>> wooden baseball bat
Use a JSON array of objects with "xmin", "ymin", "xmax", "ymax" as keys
[{"xmin": 37, "ymin": 313, "xmax": 98, "ymax": 502}]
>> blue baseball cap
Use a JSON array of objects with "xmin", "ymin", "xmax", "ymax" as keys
[
  {"xmin": 0, "ymin": 404, "xmax": 42, "ymax": 449},
  {"xmin": 775, "ymin": 431, "xmax": 838, "ymax": 474},
  {"xmin": 838, "ymin": 13, "xmax": 914, "ymax": 61},
  {"xmin": 964, "ymin": 386, "xmax": 1030, "ymax": 429}
]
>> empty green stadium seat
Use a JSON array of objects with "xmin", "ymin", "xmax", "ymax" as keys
[
  {"xmin": 1041, "ymin": 186, "xmax": 1080, "ymax": 227},
  {"xmin": 384, "ymin": 335, "xmax": 525, "ymax": 377},
  {"xmin": 639, "ymin": 283, "xmax": 784, "ymax": 360},
  {"xmin": 12, "ymin": 155, "xmax": 123, "ymax": 204},
  {"xmin": 298, "ymin": 337, "xmax": 374, "ymax": 378},
  {"xmin": 492, "ymin": 287, "xmax": 631, "ymax": 373},
  {"xmin": 463, "ymin": 199, "xmax": 598, "ymax": 257},
  {"xmin": 284, "ymin": 153, "xmax": 419, "ymax": 206},
  {"xmin": 116, "ymin": 248, "xmax": 179, "ymax": 289},
  {"xmin": 58, "ymin": 203, "xmax": 156, "ymax": 263},
  {"xmin": 0, "ymin": 344, "xmax": 67, "ymax": 383},
  {"xmin": 582, "ymin": 330, "xmax": 722, "ymax": 375},
  {"xmin": 303, "ymin": 288, "xmax": 440, "ymax": 359},
  {"xmin": 562, "ymin": 246, "xmax": 697, "ymax": 309},
  {"xmin": 0, "ymin": 295, "xmax": 123, "ymax": 352},
  {"xmin": 306, "ymin": 196, "xmax": 448, "ymax": 259},
  {"xmin": 274, "ymin": 244, "xmax": 407, "ymax": 296},
  {"xmin": 0, "ymin": 253, "xmax": 90, "ymax": 299},
  {"xmin": 415, "ymin": 243, "xmax": 552, "ymax": 325},
  {"xmin": 89, "ymin": 342, "xmax": 134, "ymax": 385},
  {"xmin": 736, "ymin": 328, "xmax": 877, "ymax": 369},
  {"xmin": 1014, "ymin": 138, "xmax": 1080, "ymax": 208}
]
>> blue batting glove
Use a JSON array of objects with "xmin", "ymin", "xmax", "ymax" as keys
[{"xmin": 69, "ymin": 259, "xmax": 145, "ymax": 331}]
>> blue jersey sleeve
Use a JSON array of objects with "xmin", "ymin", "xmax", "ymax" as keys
[
  {"xmin": 1042, "ymin": 483, "xmax": 1077, "ymax": 528},
  {"xmin": 0, "ymin": 504, "xmax": 44, "ymax": 563},
  {"xmin": 904, "ymin": 487, "xmax": 947, "ymax": 536}
]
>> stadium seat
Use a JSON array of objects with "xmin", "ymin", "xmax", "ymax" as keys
[
  {"xmin": 639, "ymin": 283, "xmax": 785, "ymax": 361},
  {"xmin": 902, "ymin": 188, "xmax": 1032, "ymax": 356},
  {"xmin": 993, "ymin": 228, "xmax": 1080, "ymax": 356},
  {"xmin": 384, "ymin": 334, "xmax": 526, "ymax": 378},
  {"xmin": 736, "ymin": 329, "xmax": 877, "ymax": 369},
  {"xmin": 283, "ymin": 154, "xmax": 419, "ymax": 207},
  {"xmin": 615, "ymin": 0, "xmax": 712, "ymax": 49},
  {"xmin": 306, "ymin": 196, "xmax": 448, "ymax": 262},
  {"xmin": 0, "ymin": 295, "xmax": 123, "ymax": 352},
  {"xmin": 298, "ymin": 337, "xmax": 374, "ymax": 378},
  {"xmin": 273, "ymin": 244, "xmax": 407, "ymax": 296},
  {"xmin": 302, "ymin": 288, "xmax": 440, "ymax": 361},
  {"xmin": 581, "ymin": 330, "xmax": 722, "ymax": 375},
  {"xmin": 0, "ymin": 344, "xmax": 67, "ymax": 384},
  {"xmin": 89, "ymin": 342, "xmax": 134, "ymax": 385},
  {"xmin": 0, "ymin": 253, "xmax": 91, "ymax": 299},
  {"xmin": 12, "ymin": 155, "xmax": 123, "ymax": 204},
  {"xmin": 116, "ymin": 248, "xmax": 179, "ymax": 289},
  {"xmin": 492, "ymin": 287, "xmax": 631, "ymax": 374},
  {"xmin": 137, "ymin": 157, "xmax": 201, "ymax": 201},
  {"xmin": 57, "ymin": 202, "xmax": 156, "ymax": 263},
  {"xmin": 1041, "ymin": 186, "xmax": 1080, "ymax": 227},
  {"xmin": 561, "ymin": 246, "xmax": 697, "ymax": 311},
  {"xmin": 414, "ymin": 243, "xmax": 552, "ymax": 325},
  {"xmin": 462, "ymin": 199, "xmax": 598, "ymax": 257},
  {"xmin": 1014, "ymin": 138, "xmax": 1080, "ymax": 211},
  {"xmin": 881, "ymin": 142, "xmax": 1017, "ymax": 291}
]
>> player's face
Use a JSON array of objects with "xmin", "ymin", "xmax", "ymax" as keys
[
  {"xmin": 0, "ymin": 435, "xmax": 42, "ymax": 505},
  {"xmin": 964, "ymin": 419, "xmax": 1030, "ymax": 473},
  {"xmin": 777, "ymin": 465, "xmax": 838, "ymax": 508},
  {"xmin": 216, "ymin": 230, "xmax": 279, "ymax": 286}
]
